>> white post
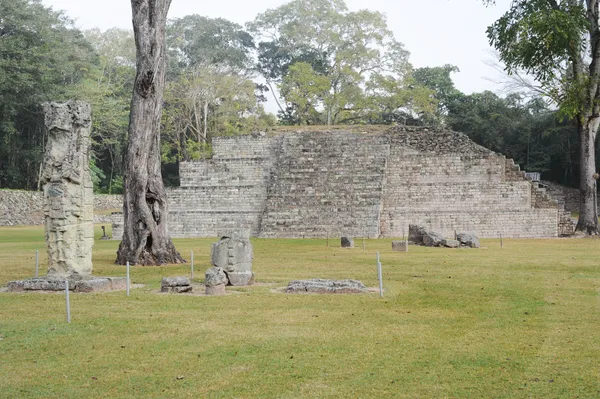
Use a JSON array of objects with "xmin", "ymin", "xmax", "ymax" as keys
[
  {"xmin": 377, "ymin": 252, "xmax": 383, "ymax": 298},
  {"xmin": 65, "ymin": 280, "xmax": 71, "ymax": 323},
  {"xmin": 499, "ymin": 232, "xmax": 504, "ymax": 248},
  {"xmin": 35, "ymin": 250, "xmax": 39, "ymax": 278},
  {"xmin": 126, "ymin": 261, "xmax": 130, "ymax": 297},
  {"xmin": 190, "ymin": 251, "xmax": 194, "ymax": 280}
]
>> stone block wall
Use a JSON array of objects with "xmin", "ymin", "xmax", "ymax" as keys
[
  {"xmin": 0, "ymin": 189, "xmax": 122, "ymax": 226},
  {"xmin": 258, "ymin": 132, "xmax": 389, "ymax": 238},
  {"xmin": 163, "ymin": 127, "xmax": 568, "ymax": 239},
  {"xmin": 166, "ymin": 136, "xmax": 277, "ymax": 238}
]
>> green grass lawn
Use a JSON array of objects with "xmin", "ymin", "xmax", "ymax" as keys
[{"xmin": 1, "ymin": 225, "xmax": 599, "ymax": 398}]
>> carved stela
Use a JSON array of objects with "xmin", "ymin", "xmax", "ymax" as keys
[{"xmin": 42, "ymin": 101, "xmax": 94, "ymax": 277}]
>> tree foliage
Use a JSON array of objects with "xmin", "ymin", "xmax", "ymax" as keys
[
  {"xmin": 248, "ymin": 0, "xmax": 430, "ymax": 125},
  {"xmin": 0, "ymin": 0, "xmax": 95, "ymax": 189},
  {"xmin": 485, "ymin": 0, "xmax": 600, "ymax": 233}
]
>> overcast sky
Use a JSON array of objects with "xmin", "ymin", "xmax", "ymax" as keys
[{"xmin": 41, "ymin": 0, "xmax": 513, "ymax": 104}]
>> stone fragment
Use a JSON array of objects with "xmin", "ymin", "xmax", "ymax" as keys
[
  {"xmin": 285, "ymin": 279, "xmax": 367, "ymax": 294},
  {"xmin": 73, "ymin": 277, "xmax": 126, "ymax": 292},
  {"xmin": 457, "ymin": 232, "xmax": 480, "ymax": 248},
  {"xmin": 162, "ymin": 276, "xmax": 190, "ymax": 287},
  {"xmin": 422, "ymin": 231, "xmax": 444, "ymax": 247},
  {"xmin": 409, "ymin": 225, "xmax": 446, "ymax": 247},
  {"xmin": 442, "ymin": 239, "xmax": 460, "ymax": 248},
  {"xmin": 391, "ymin": 240, "xmax": 408, "ymax": 252},
  {"xmin": 341, "ymin": 237, "xmax": 354, "ymax": 248},
  {"xmin": 227, "ymin": 271, "xmax": 254, "ymax": 286},
  {"xmin": 6, "ymin": 276, "xmax": 126, "ymax": 292},
  {"xmin": 408, "ymin": 225, "xmax": 427, "ymax": 244},
  {"xmin": 205, "ymin": 267, "xmax": 228, "ymax": 287},
  {"xmin": 42, "ymin": 100, "xmax": 94, "ymax": 277},
  {"xmin": 161, "ymin": 276, "xmax": 192, "ymax": 293},
  {"xmin": 205, "ymin": 284, "xmax": 226, "ymax": 296},
  {"xmin": 211, "ymin": 230, "xmax": 254, "ymax": 286}
]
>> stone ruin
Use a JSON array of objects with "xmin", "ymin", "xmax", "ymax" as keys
[
  {"xmin": 286, "ymin": 279, "xmax": 368, "ymax": 294},
  {"xmin": 7, "ymin": 101, "xmax": 125, "ymax": 293},
  {"xmin": 409, "ymin": 224, "xmax": 480, "ymax": 248},
  {"xmin": 161, "ymin": 277, "xmax": 192, "ymax": 293},
  {"xmin": 392, "ymin": 240, "xmax": 408, "ymax": 252},
  {"xmin": 341, "ymin": 237, "xmax": 354, "ymax": 248},
  {"xmin": 111, "ymin": 126, "xmax": 574, "ymax": 240},
  {"xmin": 42, "ymin": 101, "xmax": 95, "ymax": 277},
  {"xmin": 204, "ymin": 230, "xmax": 254, "ymax": 295}
]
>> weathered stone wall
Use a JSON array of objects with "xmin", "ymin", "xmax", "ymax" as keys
[
  {"xmin": 379, "ymin": 130, "xmax": 559, "ymax": 238},
  {"xmin": 0, "ymin": 190, "xmax": 122, "ymax": 226},
  {"xmin": 258, "ymin": 132, "xmax": 388, "ymax": 238},
  {"xmin": 167, "ymin": 136, "xmax": 276, "ymax": 238},
  {"xmin": 164, "ymin": 127, "xmax": 568, "ymax": 238},
  {"xmin": 541, "ymin": 180, "xmax": 582, "ymax": 213}
]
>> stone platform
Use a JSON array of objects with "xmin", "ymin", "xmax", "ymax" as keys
[{"xmin": 6, "ymin": 276, "xmax": 127, "ymax": 293}]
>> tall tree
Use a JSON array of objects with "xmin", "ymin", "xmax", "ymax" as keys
[
  {"xmin": 485, "ymin": 0, "xmax": 600, "ymax": 234},
  {"xmin": 248, "ymin": 0, "xmax": 416, "ymax": 125},
  {"xmin": 167, "ymin": 15, "xmax": 255, "ymax": 76},
  {"xmin": 116, "ymin": 0, "xmax": 184, "ymax": 265},
  {"xmin": 413, "ymin": 64, "xmax": 461, "ymax": 125}
]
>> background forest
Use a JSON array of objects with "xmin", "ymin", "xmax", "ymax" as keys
[{"xmin": 0, "ymin": 0, "xmax": 583, "ymax": 192}]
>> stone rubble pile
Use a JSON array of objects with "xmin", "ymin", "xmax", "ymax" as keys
[
  {"xmin": 389, "ymin": 125, "xmax": 494, "ymax": 156},
  {"xmin": 409, "ymin": 224, "xmax": 480, "ymax": 248}
]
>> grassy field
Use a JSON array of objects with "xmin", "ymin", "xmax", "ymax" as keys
[{"xmin": 0, "ymin": 225, "xmax": 599, "ymax": 398}]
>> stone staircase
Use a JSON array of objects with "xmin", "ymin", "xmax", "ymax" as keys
[
  {"xmin": 258, "ymin": 132, "xmax": 389, "ymax": 238},
  {"xmin": 505, "ymin": 159, "xmax": 574, "ymax": 235}
]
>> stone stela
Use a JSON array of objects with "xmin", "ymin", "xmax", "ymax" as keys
[
  {"xmin": 42, "ymin": 100, "xmax": 94, "ymax": 277},
  {"xmin": 6, "ymin": 101, "xmax": 125, "ymax": 293}
]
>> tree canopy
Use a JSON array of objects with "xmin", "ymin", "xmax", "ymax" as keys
[
  {"xmin": 0, "ymin": 0, "xmax": 96, "ymax": 189},
  {"xmin": 485, "ymin": 0, "xmax": 600, "ymax": 233}
]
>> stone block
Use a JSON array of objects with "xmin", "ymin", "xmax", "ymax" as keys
[
  {"xmin": 408, "ymin": 225, "xmax": 427, "ymax": 244},
  {"xmin": 6, "ymin": 276, "xmax": 127, "ymax": 292},
  {"xmin": 391, "ymin": 240, "xmax": 408, "ymax": 252},
  {"xmin": 286, "ymin": 279, "xmax": 367, "ymax": 294},
  {"xmin": 423, "ymin": 231, "xmax": 444, "ymax": 247},
  {"xmin": 161, "ymin": 276, "xmax": 191, "ymax": 287},
  {"xmin": 341, "ymin": 237, "xmax": 354, "ymax": 248},
  {"xmin": 456, "ymin": 232, "xmax": 480, "ymax": 248},
  {"xmin": 161, "ymin": 276, "xmax": 192, "ymax": 293},
  {"xmin": 442, "ymin": 239, "xmax": 460, "ymax": 248},
  {"xmin": 205, "ymin": 284, "xmax": 226, "ymax": 296},
  {"xmin": 205, "ymin": 267, "xmax": 228, "ymax": 287},
  {"xmin": 226, "ymin": 271, "xmax": 254, "ymax": 286}
]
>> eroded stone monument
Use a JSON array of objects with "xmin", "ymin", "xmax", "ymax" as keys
[
  {"xmin": 6, "ymin": 101, "xmax": 125, "ymax": 293},
  {"xmin": 205, "ymin": 230, "xmax": 254, "ymax": 293},
  {"xmin": 42, "ymin": 100, "xmax": 94, "ymax": 277}
]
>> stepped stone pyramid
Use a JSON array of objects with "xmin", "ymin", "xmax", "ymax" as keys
[{"xmin": 111, "ymin": 126, "xmax": 573, "ymax": 239}]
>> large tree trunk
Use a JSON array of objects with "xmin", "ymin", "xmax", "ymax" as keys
[
  {"xmin": 116, "ymin": 0, "xmax": 184, "ymax": 265},
  {"xmin": 575, "ymin": 117, "xmax": 599, "ymax": 234}
]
